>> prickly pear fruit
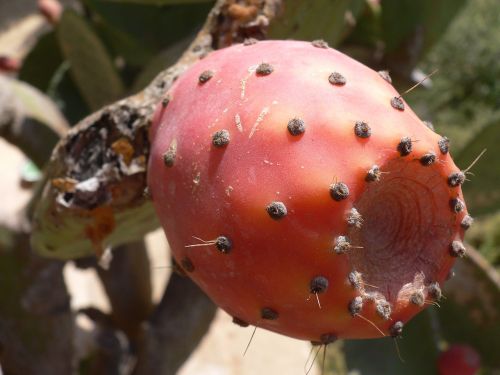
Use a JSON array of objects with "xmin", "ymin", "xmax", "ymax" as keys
[
  {"xmin": 437, "ymin": 345, "xmax": 480, "ymax": 375},
  {"xmin": 148, "ymin": 40, "xmax": 470, "ymax": 342}
]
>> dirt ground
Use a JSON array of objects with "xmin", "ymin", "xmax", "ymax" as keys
[{"xmin": 0, "ymin": 4, "xmax": 319, "ymax": 374}]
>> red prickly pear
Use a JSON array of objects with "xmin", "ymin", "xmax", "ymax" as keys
[
  {"xmin": 437, "ymin": 345, "xmax": 481, "ymax": 375},
  {"xmin": 148, "ymin": 40, "xmax": 470, "ymax": 342}
]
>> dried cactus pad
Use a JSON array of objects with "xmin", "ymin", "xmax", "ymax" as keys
[{"xmin": 148, "ymin": 40, "xmax": 469, "ymax": 342}]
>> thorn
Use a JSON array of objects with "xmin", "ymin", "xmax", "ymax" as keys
[
  {"xmin": 305, "ymin": 345, "xmax": 315, "ymax": 374},
  {"xmin": 184, "ymin": 242, "xmax": 215, "ymax": 248},
  {"xmin": 315, "ymin": 293, "xmax": 322, "ymax": 309},
  {"xmin": 394, "ymin": 338, "xmax": 405, "ymax": 363},
  {"xmin": 185, "ymin": 236, "xmax": 232, "ymax": 254},
  {"xmin": 192, "ymin": 235, "xmax": 211, "ymax": 243},
  {"xmin": 305, "ymin": 345, "xmax": 322, "ymax": 375},
  {"xmin": 401, "ymin": 69, "xmax": 438, "ymax": 96},
  {"xmin": 243, "ymin": 326, "xmax": 257, "ymax": 356},
  {"xmin": 355, "ymin": 314, "xmax": 386, "ymax": 337},
  {"xmin": 391, "ymin": 69, "xmax": 439, "ymax": 111},
  {"xmin": 463, "ymin": 148, "xmax": 487, "ymax": 174},
  {"xmin": 321, "ymin": 344, "xmax": 327, "ymax": 375},
  {"xmin": 425, "ymin": 300, "xmax": 441, "ymax": 308}
]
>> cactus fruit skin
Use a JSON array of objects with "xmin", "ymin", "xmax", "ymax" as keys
[
  {"xmin": 437, "ymin": 345, "xmax": 480, "ymax": 375},
  {"xmin": 148, "ymin": 40, "xmax": 469, "ymax": 341}
]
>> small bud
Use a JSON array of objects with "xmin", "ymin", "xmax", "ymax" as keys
[
  {"xmin": 354, "ymin": 121, "xmax": 371, "ymax": 138},
  {"xmin": 448, "ymin": 171, "xmax": 465, "ymax": 187},
  {"xmin": 330, "ymin": 182, "xmax": 349, "ymax": 201},
  {"xmin": 334, "ymin": 236, "xmax": 351, "ymax": 254},
  {"xmin": 378, "ymin": 70, "xmax": 392, "ymax": 83},
  {"xmin": 438, "ymin": 137, "xmax": 450, "ymax": 154},
  {"xmin": 215, "ymin": 236, "xmax": 232, "ymax": 254},
  {"xmin": 461, "ymin": 215, "xmax": 474, "ymax": 230},
  {"xmin": 349, "ymin": 296, "xmax": 363, "ymax": 316},
  {"xmin": 366, "ymin": 165, "xmax": 381, "ymax": 182},
  {"xmin": 329, "ymin": 72, "xmax": 346, "ymax": 86},
  {"xmin": 391, "ymin": 96, "xmax": 404, "ymax": 111},
  {"xmin": 310, "ymin": 276, "xmax": 329, "ymax": 294},
  {"xmin": 256, "ymin": 63, "xmax": 273, "ymax": 76},
  {"xmin": 397, "ymin": 137, "xmax": 413, "ymax": 156},
  {"xmin": 311, "ymin": 39, "xmax": 329, "ymax": 49},
  {"xmin": 390, "ymin": 321, "xmax": 404, "ymax": 338},
  {"xmin": 266, "ymin": 201, "xmax": 287, "ymax": 220},
  {"xmin": 449, "ymin": 241, "xmax": 466, "ymax": 257},
  {"xmin": 261, "ymin": 307, "xmax": 279, "ymax": 320},
  {"xmin": 212, "ymin": 129, "xmax": 230, "ymax": 147},
  {"xmin": 199, "ymin": 70, "xmax": 214, "ymax": 83},
  {"xmin": 420, "ymin": 151, "xmax": 437, "ymax": 166},
  {"xmin": 287, "ymin": 118, "xmax": 306, "ymax": 136}
]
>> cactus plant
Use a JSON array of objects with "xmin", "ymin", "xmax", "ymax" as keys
[{"xmin": 1, "ymin": 0, "xmax": 499, "ymax": 373}]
